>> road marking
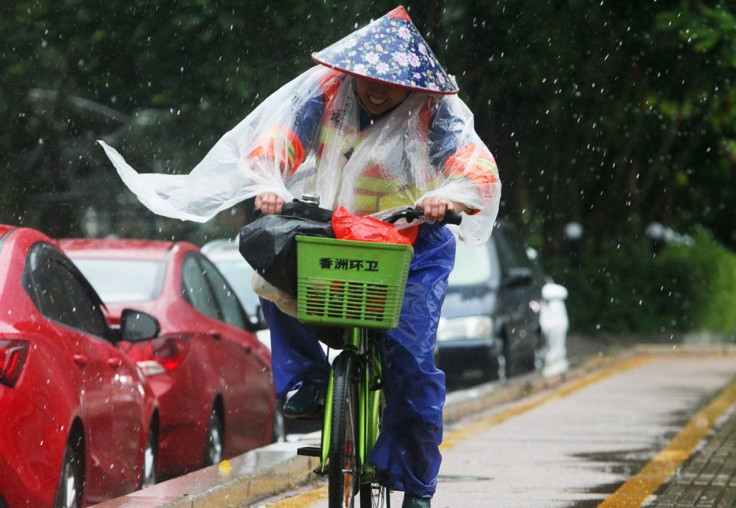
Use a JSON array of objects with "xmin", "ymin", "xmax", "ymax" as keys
[
  {"xmin": 600, "ymin": 375, "xmax": 736, "ymax": 507},
  {"xmin": 257, "ymin": 485, "xmax": 327, "ymax": 507},
  {"xmin": 265, "ymin": 355, "xmax": 653, "ymax": 507}
]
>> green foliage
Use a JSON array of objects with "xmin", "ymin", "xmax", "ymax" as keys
[
  {"xmin": 647, "ymin": 3, "xmax": 736, "ymax": 249},
  {"xmin": 547, "ymin": 226, "xmax": 736, "ymax": 337},
  {"xmin": 661, "ymin": 226, "xmax": 736, "ymax": 334},
  {"xmin": 2, "ymin": 0, "xmax": 736, "ymax": 335}
]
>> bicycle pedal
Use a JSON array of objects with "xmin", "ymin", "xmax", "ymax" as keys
[
  {"xmin": 297, "ymin": 446, "xmax": 321, "ymax": 457},
  {"xmin": 363, "ymin": 467, "xmax": 390, "ymax": 484}
]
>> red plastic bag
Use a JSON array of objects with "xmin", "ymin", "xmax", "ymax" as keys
[{"xmin": 331, "ymin": 206, "xmax": 413, "ymax": 245}]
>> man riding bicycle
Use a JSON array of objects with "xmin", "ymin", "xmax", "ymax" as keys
[{"xmin": 100, "ymin": 6, "xmax": 501, "ymax": 507}]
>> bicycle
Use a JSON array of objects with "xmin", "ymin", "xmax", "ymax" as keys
[{"xmin": 287, "ymin": 205, "xmax": 461, "ymax": 508}]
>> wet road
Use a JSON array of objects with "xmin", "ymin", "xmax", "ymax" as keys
[{"xmin": 253, "ymin": 346, "xmax": 736, "ymax": 507}]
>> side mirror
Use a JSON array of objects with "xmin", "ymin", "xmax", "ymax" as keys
[
  {"xmin": 248, "ymin": 303, "xmax": 268, "ymax": 331},
  {"xmin": 120, "ymin": 309, "xmax": 161, "ymax": 342},
  {"xmin": 502, "ymin": 267, "xmax": 534, "ymax": 289}
]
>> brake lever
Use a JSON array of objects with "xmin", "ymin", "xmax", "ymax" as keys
[
  {"xmin": 384, "ymin": 208, "xmax": 462, "ymax": 226},
  {"xmin": 411, "ymin": 208, "xmax": 463, "ymax": 226}
]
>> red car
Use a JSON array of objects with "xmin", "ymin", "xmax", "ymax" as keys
[
  {"xmin": 59, "ymin": 238, "xmax": 277, "ymax": 477},
  {"xmin": 0, "ymin": 225, "xmax": 159, "ymax": 508}
]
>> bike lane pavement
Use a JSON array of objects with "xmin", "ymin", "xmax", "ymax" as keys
[
  {"xmin": 259, "ymin": 346, "xmax": 736, "ymax": 507},
  {"xmin": 95, "ymin": 344, "xmax": 736, "ymax": 507},
  {"xmin": 431, "ymin": 350, "xmax": 736, "ymax": 507}
]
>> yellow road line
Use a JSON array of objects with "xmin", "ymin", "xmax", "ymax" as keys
[
  {"xmin": 258, "ymin": 485, "xmax": 327, "ymax": 507},
  {"xmin": 266, "ymin": 355, "xmax": 653, "ymax": 507},
  {"xmin": 600, "ymin": 376, "xmax": 736, "ymax": 507}
]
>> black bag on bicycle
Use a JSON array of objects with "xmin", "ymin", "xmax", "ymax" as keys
[{"xmin": 238, "ymin": 200, "xmax": 334, "ymax": 299}]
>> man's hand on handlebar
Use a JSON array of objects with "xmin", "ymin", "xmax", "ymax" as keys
[
  {"xmin": 255, "ymin": 192, "xmax": 286, "ymax": 215},
  {"xmin": 419, "ymin": 197, "xmax": 468, "ymax": 223}
]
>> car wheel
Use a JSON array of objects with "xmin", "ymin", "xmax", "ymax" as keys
[
  {"xmin": 534, "ymin": 330, "xmax": 548, "ymax": 371},
  {"xmin": 272, "ymin": 403, "xmax": 286, "ymax": 443},
  {"xmin": 54, "ymin": 440, "xmax": 83, "ymax": 508},
  {"xmin": 140, "ymin": 426, "xmax": 158, "ymax": 489},
  {"xmin": 497, "ymin": 338, "xmax": 509, "ymax": 381},
  {"xmin": 204, "ymin": 409, "xmax": 224, "ymax": 466}
]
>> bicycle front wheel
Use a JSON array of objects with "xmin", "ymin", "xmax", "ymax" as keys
[
  {"xmin": 359, "ymin": 394, "xmax": 390, "ymax": 508},
  {"xmin": 360, "ymin": 345, "xmax": 390, "ymax": 508},
  {"xmin": 329, "ymin": 353, "xmax": 360, "ymax": 508}
]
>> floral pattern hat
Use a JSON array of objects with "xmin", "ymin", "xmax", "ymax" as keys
[{"xmin": 312, "ymin": 5, "xmax": 458, "ymax": 95}]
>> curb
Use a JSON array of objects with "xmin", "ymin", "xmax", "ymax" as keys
[{"xmin": 95, "ymin": 442, "xmax": 320, "ymax": 507}]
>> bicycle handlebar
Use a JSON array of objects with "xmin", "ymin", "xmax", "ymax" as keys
[
  {"xmin": 251, "ymin": 200, "xmax": 332, "ymax": 221},
  {"xmin": 253, "ymin": 201, "xmax": 463, "ymax": 226}
]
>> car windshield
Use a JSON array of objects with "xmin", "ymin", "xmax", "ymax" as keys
[
  {"xmin": 448, "ymin": 243, "xmax": 493, "ymax": 286},
  {"xmin": 212, "ymin": 260, "xmax": 260, "ymax": 316},
  {"xmin": 72, "ymin": 259, "xmax": 164, "ymax": 302}
]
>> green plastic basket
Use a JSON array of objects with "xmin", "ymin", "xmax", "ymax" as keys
[{"xmin": 296, "ymin": 236, "xmax": 414, "ymax": 329}]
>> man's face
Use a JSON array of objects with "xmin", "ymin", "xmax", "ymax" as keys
[{"xmin": 355, "ymin": 77, "xmax": 410, "ymax": 116}]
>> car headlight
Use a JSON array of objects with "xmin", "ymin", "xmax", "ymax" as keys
[{"xmin": 437, "ymin": 316, "xmax": 493, "ymax": 342}]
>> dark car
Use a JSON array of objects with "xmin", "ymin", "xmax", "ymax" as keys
[
  {"xmin": 0, "ymin": 225, "xmax": 160, "ymax": 508},
  {"xmin": 436, "ymin": 221, "xmax": 544, "ymax": 389},
  {"xmin": 59, "ymin": 238, "xmax": 277, "ymax": 478}
]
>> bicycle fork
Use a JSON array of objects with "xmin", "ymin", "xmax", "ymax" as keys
[{"xmin": 307, "ymin": 328, "xmax": 383, "ymax": 480}]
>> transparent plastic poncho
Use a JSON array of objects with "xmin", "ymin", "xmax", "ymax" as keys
[{"xmin": 100, "ymin": 66, "xmax": 501, "ymax": 246}]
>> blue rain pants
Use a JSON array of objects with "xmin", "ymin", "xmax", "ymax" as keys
[{"xmin": 261, "ymin": 222, "xmax": 455, "ymax": 498}]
